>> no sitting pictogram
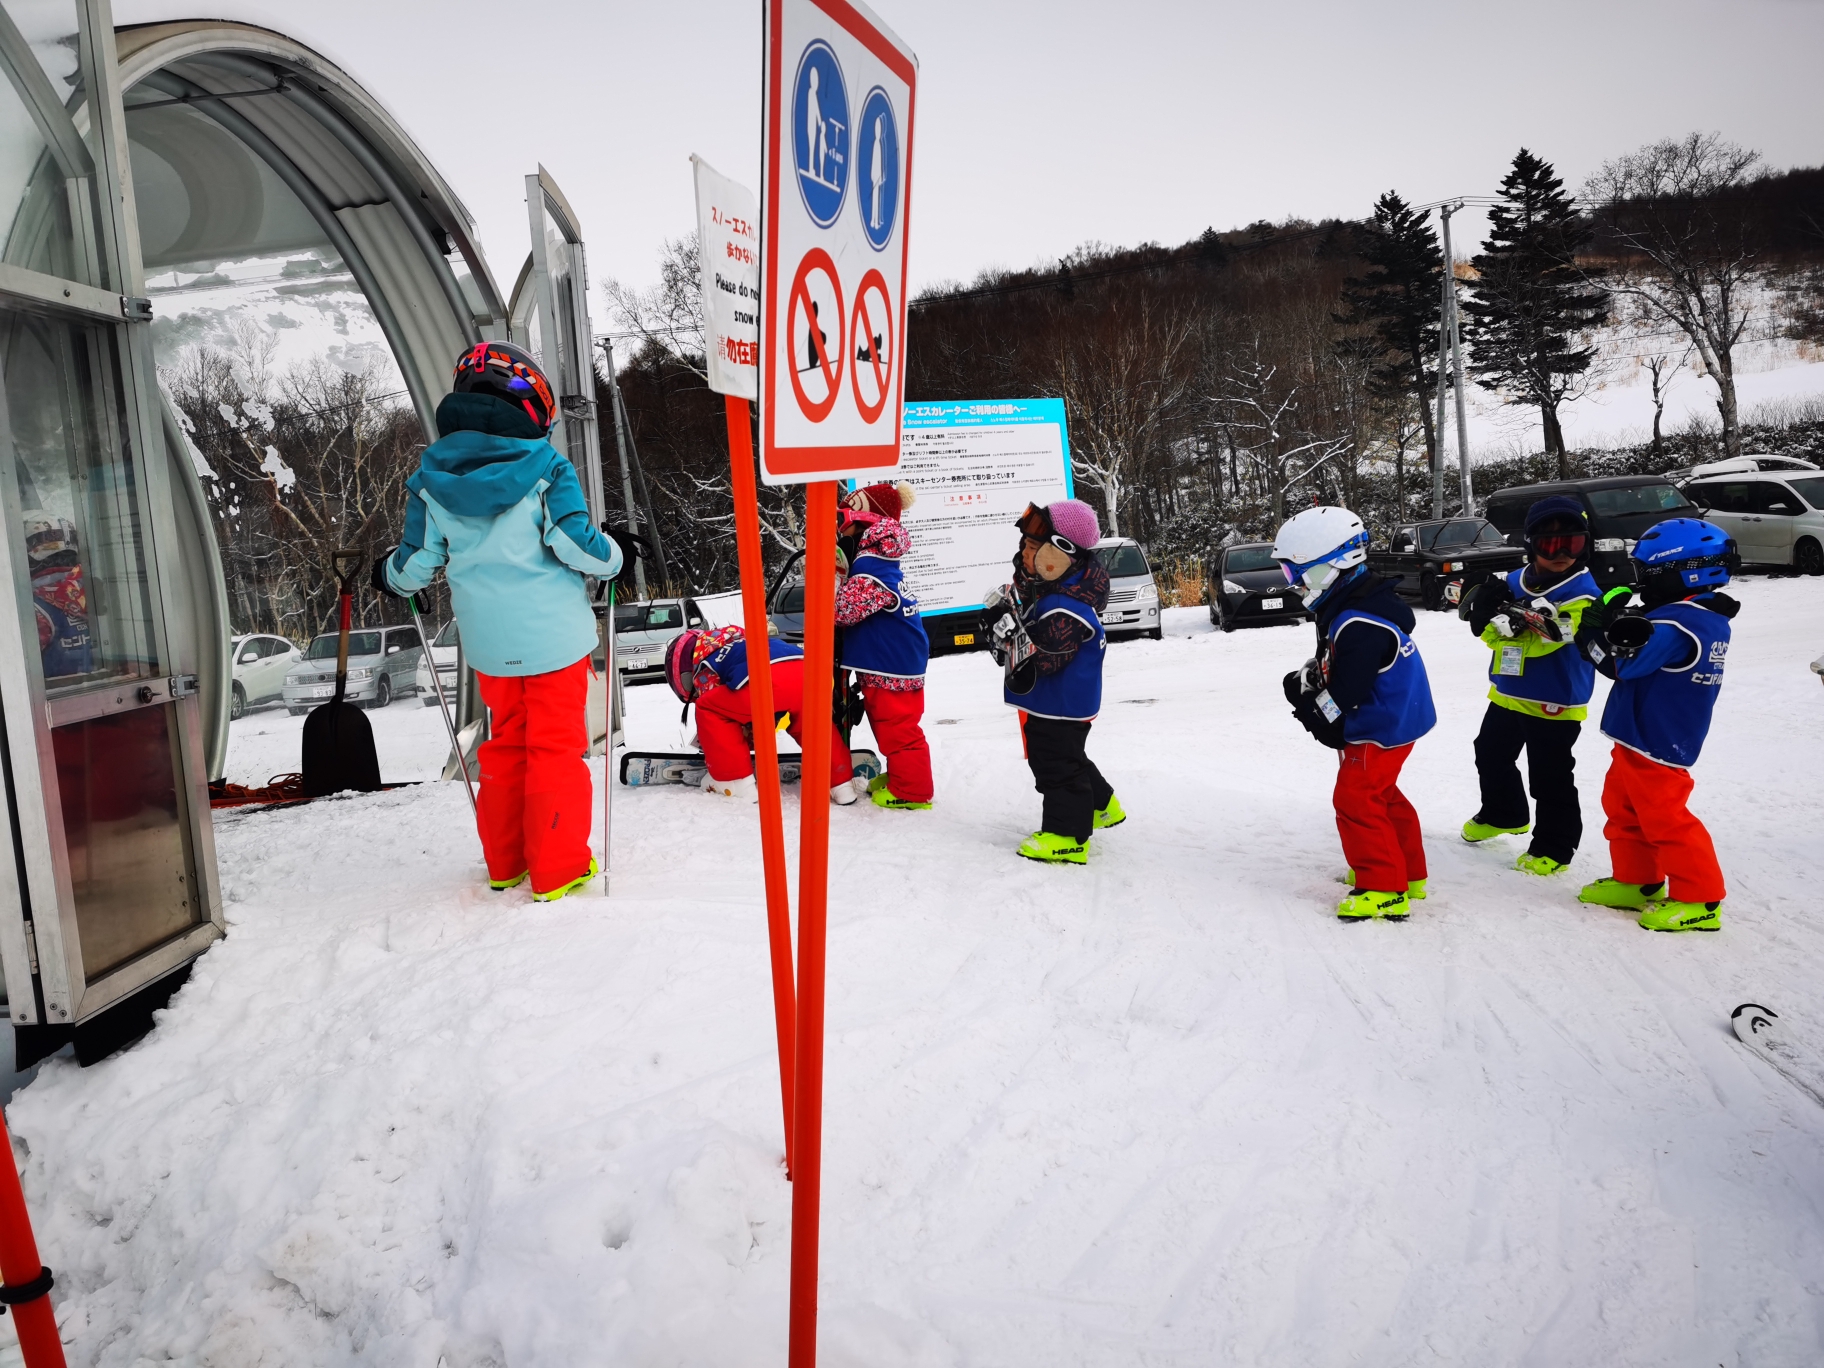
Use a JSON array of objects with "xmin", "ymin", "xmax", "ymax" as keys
[
  {"xmin": 849, "ymin": 270, "xmax": 893, "ymax": 423},
  {"xmin": 787, "ymin": 248, "xmax": 845, "ymax": 422}
]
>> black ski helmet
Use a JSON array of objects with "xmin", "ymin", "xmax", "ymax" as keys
[{"xmin": 451, "ymin": 341, "xmax": 557, "ymax": 431}]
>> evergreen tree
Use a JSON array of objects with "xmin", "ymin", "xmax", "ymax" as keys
[
  {"xmin": 1461, "ymin": 149, "xmax": 1609, "ymax": 474},
  {"xmin": 1335, "ymin": 192, "xmax": 1444, "ymax": 518}
]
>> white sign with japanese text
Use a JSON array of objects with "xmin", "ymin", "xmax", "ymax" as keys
[{"xmin": 693, "ymin": 155, "xmax": 760, "ymax": 400}]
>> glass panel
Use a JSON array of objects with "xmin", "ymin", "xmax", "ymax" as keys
[
  {"xmin": 1, "ymin": 306, "xmax": 159, "ymax": 686},
  {"xmin": 52, "ymin": 703, "xmax": 198, "ymax": 979},
  {"xmin": 1787, "ymin": 476, "xmax": 1824, "ymax": 510},
  {"xmin": 0, "ymin": 1, "xmax": 83, "ymax": 280}
]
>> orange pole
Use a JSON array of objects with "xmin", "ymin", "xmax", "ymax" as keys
[
  {"xmin": 0, "ymin": 1111, "xmax": 65, "ymax": 1367},
  {"xmin": 788, "ymin": 479, "xmax": 837, "ymax": 1368},
  {"xmin": 724, "ymin": 396, "xmax": 796, "ymax": 1175}
]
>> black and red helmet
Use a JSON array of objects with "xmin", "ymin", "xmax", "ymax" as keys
[{"xmin": 451, "ymin": 341, "xmax": 557, "ymax": 431}]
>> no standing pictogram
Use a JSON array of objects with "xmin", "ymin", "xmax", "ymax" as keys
[
  {"xmin": 786, "ymin": 249, "xmax": 845, "ymax": 422},
  {"xmin": 849, "ymin": 270, "xmax": 893, "ymax": 423}
]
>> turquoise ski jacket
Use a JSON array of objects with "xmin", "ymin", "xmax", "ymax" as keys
[{"xmin": 384, "ymin": 393, "xmax": 621, "ymax": 677}]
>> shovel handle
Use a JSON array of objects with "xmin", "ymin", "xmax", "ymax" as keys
[{"xmin": 332, "ymin": 547, "xmax": 365, "ymax": 594}]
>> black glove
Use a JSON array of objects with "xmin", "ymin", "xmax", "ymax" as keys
[
  {"xmin": 1462, "ymin": 577, "xmax": 1512, "ymax": 634},
  {"xmin": 1574, "ymin": 590, "xmax": 1629, "ymax": 675},
  {"xmin": 370, "ymin": 550, "xmax": 404, "ymax": 599},
  {"xmin": 601, "ymin": 527, "xmax": 651, "ymax": 588},
  {"xmin": 1282, "ymin": 670, "xmax": 1304, "ymax": 708},
  {"xmin": 1605, "ymin": 612, "xmax": 1654, "ymax": 660}
]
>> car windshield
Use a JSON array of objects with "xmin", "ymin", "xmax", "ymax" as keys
[
  {"xmin": 613, "ymin": 605, "xmax": 646, "ymax": 631},
  {"xmin": 775, "ymin": 582, "xmax": 805, "ymax": 614},
  {"xmin": 1787, "ymin": 475, "xmax": 1824, "ymax": 510},
  {"xmin": 1096, "ymin": 543, "xmax": 1150, "ymax": 577},
  {"xmin": 305, "ymin": 631, "xmax": 380, "ymax": 660},
  {"xmin": 1585, "ymin": 484, "xmax": 1693, "ymax": 518},
  {"xmin": 433, "ymin": 620, "xmax": 459, "ymax": 648},
  {"xmin": 1426, "ymin": 519, "xmax": 1504, "ymax": 550},
  {"xmin": 646, "ymin": 603, "xmax": 684, "ymax": 630},
  {"xmin": 1224, "ymin": 545, "xmax": 1279, "ymax": 573}
]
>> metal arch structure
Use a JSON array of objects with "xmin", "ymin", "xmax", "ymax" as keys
[{"xmin": 107, "ymin": 21, "xmax": 515, "ymax": 779}]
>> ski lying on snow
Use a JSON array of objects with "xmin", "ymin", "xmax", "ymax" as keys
[
  {"xmin": 621, "ymin": 749, "xmax": 882, "ymax": 788},
  {"xmin": 1732, "ymin": 1004, "xmax": 1824, "ymax": 1108}
]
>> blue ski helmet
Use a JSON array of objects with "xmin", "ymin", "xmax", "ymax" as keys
[{"xmin": 1631, "ymin": 517, "xmax": 1738, "ymax": 592}]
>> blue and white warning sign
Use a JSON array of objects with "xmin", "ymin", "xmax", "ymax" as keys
[{"xmin": 762, "ymin": 0, "xmax": 917, "ymax": 485}]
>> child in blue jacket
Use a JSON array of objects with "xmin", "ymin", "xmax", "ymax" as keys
[{"xmin": 376, "ymin": 342, "xmax": 626, "ymax": 901}]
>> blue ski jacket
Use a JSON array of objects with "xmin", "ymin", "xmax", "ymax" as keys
[
  {"xmin": 1599, "ymin": 593, "xmax": 1735, "ymax": 768},
  {"xmin": 384, "ymin": 393, "xmax": 622, "ymax": 677}
]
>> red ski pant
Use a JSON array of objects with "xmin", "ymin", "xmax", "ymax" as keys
[
  {"xmin": 476, "ymin": 658, "xmax": 594, "ymax": 895},
  {"xmin": 695, "ymin": 658, "xmax": 854, "ymax": 788},
  {"xmin": 863, "ymin": 685, "xmax": 933, "ymax": 802},
  {"xmin": 1334, "ymin": 741, "xmax": 1427, "ymax": 893},
  {"xmin": 1600, "ymin": 743, "xmax": 1725, "ymax": 903}
]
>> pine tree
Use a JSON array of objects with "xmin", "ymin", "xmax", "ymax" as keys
[
  {"xmin": 1335, "ymin": 192, "xmax": 1444, "ymax": 519},
  {"xmin": 1461, "ymin": 149, "xmax": 1609, "ymax": 475}
]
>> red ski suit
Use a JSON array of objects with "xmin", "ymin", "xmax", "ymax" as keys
[
  {"xmin": 1334, "ymin": 741, "xmax": 1428, "ymax": 894},
  {"xmin": 475, "ymin": 658, "xmax": 595, "ymax": 895},
  {"xmin": 696, "ymin": 657, "xmax": 854, "ymax": 788},
  {"xmin": 1600, "ymin": 743, "xmax": 1726, "ymax": 903}
]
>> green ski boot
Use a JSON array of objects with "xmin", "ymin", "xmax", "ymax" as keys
[
  {"xmin": 1093, "ymin": 795, "xmax": 1127, "ymax": 830},
  {"xmin": 871, "ymin": 784, "xmax": 931, "ymax": 811},
  {"xmin": 489, "ymin": 870, "xmax": 529, "ymax": 892},
  {"xmin": 1341, "ymin": 869, "xmax": 1426, "ymax": 899},
  {"xmin": 1515, "ymin": 853, "xmax": 1569, "ymax": 876},
  {"xmin": 1578, "ymin": 877, "xmax": 1664, "ymax": 909},
  {"xmin": 1337, "ymin": 889, "xmax": 1410, "ymax": 921},
  {"xmin": 532, "ymin": 858, "xmax": 599, "ymax": 903},
  {"xmin": 1017, "ymin": 831, "xmax": 1088, "ymax": 865},
  {"xmin": 1462, "ymin": 818, "xmax": 1530, "ymax": 843},
  {"xmin": 1638, "ymin": 900, "xmax": 1721, "ymax": 933}
]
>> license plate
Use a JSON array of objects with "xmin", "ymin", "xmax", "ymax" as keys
[
  {"xmin": 953, "ymin": 633, "xmax": 975, "ymax": 646},
  {"xmin": 1260, "ymin": 596, "xmax": 1283, "ymax": 611},
  {"xmin": 311, "ymin": 685, "xmax": 335, "ymax": 698},
  {"xmin": 1445, "ymin": 582, "xmax": 1463, "ymax": 604}
]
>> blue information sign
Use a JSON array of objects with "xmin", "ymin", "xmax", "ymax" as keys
[{"xmin": 791, "ymin": 41, "xmax": 850, "ymax": 228}]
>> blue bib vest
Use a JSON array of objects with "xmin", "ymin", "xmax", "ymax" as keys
[
  {"xmin": 1487, "ymin": 566, "xmax": 1599, "ymax": 710},
  {"xmin": 1326, "ymin": 609, "xmax": 1437, "ymax": 748},
  {"xmin": 706, "ymin": 637, "xmax": 804, "ymax": 691},
  {"xmin": 1600, "ymin": 598, "xmax": 1730, "ymax": 768},
  {"xmin": 839, "ymin": 554, "xmax": 928, "ymax": 679},
  {"xmin": 1005, "ymin": 585, "xmax": 1106, "ymax": 721},
  {"xmin": 33, "ymin": 594, "xmax": 92, "ymax": 679}
]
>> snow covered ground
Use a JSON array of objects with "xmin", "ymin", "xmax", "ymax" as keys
[{"xmin": 8, "ymin": 579, "xmax": 1824, "ymax": 1367}]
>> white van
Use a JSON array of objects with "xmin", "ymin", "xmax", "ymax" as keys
[{"xmin": 1093, "ymin": 538, "xmax": 1162, "ymax": 640}]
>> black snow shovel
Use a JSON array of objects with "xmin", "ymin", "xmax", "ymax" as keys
[{"xmin": 301, "ymin": 549, "xmax": 383, "ymax": 798}]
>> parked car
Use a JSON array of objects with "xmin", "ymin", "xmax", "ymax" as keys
[
  {"xmin": 1206, "ymin": 541, "xmax": 1308, "ymax": 632},
  {"xmin": 229, "ymin": 632, "xmax": 302, "ymax": 720},
  {"xmin": 1093, "ymin": 538, "xmax": 1162, "ymax": 640},
  {"xmin": 283, "ymin": 624, "xmax": 422, "ymax": 713},
  {"xmin": 1482, "ymin": 476, "xmax": 1700, "ymax": 590},
  {"xmin": 413, "ymin": 619, "xmax": 459, "ymax": 705},
  {"xmin": 1366, "ymin": 517, "xmax": 1525, "ymax": 609},
  {"xmin": 614, "ymin": 597, "xmax": 707, "ymax": 681},
  {"xmin": 1679, "ymin": 467, "xmax": 1824, "ymax": 575},
  {"xmin": 1667, "ymin": 453, "xmax": 1820, "ymax": 482}
]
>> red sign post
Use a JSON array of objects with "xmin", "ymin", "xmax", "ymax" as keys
[{"xmin": 761, "ymin": 1, "xmax": 917, "ymax": 1362}]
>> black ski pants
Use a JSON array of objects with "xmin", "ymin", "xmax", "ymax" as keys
[
  {"xmin": 1472, "ymin": 702, "xmax": 1582, "ymax": 863},
  {"xmin": 1021, "ymin": 714, "xmax": 1113, "ymax": 842}
]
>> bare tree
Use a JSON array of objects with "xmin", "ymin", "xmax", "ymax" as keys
[
  {"xmin": 1205, "ymin": 339, "xmax": 1354, "ymax": 528},
  {"xmin": 1586, "ymin": 133, "xmax": 1765, "ymax": 460},
  {"xmin": 1640, "ymin": 343, "xmax": 1694, "ymax": 461},
  {"xmin": 1046, "ymin": 296, "xmax": 1196, "ymax": 536},
  {"xmin": 602, "ymin": 234, "xmax": 707, "ymax": 379}
]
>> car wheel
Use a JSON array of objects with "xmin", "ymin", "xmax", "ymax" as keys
[
  {"xmin": 370, "ymin": 676, "xmax": 392, "ymax": 710},
  {"xmin": 1148, "ymin": 625, "xmax": 1163, "ymax": 641},
  {"xmin": 1796, "ymin": 536, "xmax": 1824, "ymax": 577},
  {"xmin": 1208, "ymin": 596, "xmax": 1219, "ymax": 627},
  {"xmin": 230, "ymin": 683, "xmax": 246, "ymax": 721},
  {"xmin": 1420, "ymin": 574, "xmax": 1444, "ymax": 611},
  {"xmin": 1217, "ymin": 601, "xmax": 1236, "ymax": 633},
  {"xmin": 288, "ymin": 707, "xmax": 307, "ymax": 717}
]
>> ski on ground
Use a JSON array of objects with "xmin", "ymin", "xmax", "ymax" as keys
[
  {"xmin": 1731, "ymin": 1003, "xmax": 1824, "ymax": 1108},
  {"xmin": 621, "ymin": 749, "xmax": 882, "ymax": 789}
]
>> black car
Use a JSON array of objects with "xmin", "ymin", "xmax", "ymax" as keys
[
  {"xmin": 1366, "ymin": 517, "xmax": 1526, "ymax": 609},
  {"xmin": 1483, "ymin": 476, "xmax": 1699, "ymax": 590},
  {"xmin": 767, "ymin": 548, "xmax": 987, "ymax": 653},
  {"xmin": 1206, "ymin": 541, "xmax": 1308, "ymax": 632}
]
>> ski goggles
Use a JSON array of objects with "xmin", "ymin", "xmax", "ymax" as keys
[
  {"xmin": 1281, "ymin": 560, "xmax": 1343, "ymax": 604},
  {"xmin": 1016, "ymin": 504, "xmax": 1080, "ymax": 556},
  {"xmin": 1531, "ymin": 532, "xmax": 1588, "ymax": 557}
]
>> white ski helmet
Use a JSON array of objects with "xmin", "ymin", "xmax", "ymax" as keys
[{"xmin": 1271, "ymin": 506, "xmax": 1369, "ymax": 605}]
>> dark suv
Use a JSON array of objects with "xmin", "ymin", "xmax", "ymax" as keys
[
  {"xmin": 1366, "ymin": 517, "xmax": 1525, "ymax": 609},
  {"xmin": 1483, "ymin": 476, "xmax": 1699, "ymax": 590}
]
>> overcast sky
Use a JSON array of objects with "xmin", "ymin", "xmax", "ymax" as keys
[{"xmin": 117, "ymin": 0, "xmax": 1824, "ymax": 316}]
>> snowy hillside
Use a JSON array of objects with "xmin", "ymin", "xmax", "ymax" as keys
[{"xmin": 7, "ymin": 579, "xmax": 1824, "ymax": 1366}]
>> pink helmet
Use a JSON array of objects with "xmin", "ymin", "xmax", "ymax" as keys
[
  {"xmin": 1043, "ymin": 498, "xmax": 1101, "ymax": 553},
  {"xmin": 665, "ymin": 624, "xmax": 744, "ymax": 703}
]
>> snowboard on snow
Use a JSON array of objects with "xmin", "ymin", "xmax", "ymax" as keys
[
  {"xmin": 1731, "ymin": 1004, "xmax": 1824, "ymax": 1108},
  {"xmin": 621, "ymin": 748, "xmax": 882, "ymax": 789}
]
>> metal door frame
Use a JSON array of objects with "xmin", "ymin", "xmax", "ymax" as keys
[{"xmin": 0, "ymin": 0, "xmax": 222, "ymax": 1030}]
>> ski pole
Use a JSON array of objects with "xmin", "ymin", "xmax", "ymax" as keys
[
  {"xmin": 409, "ymin": 593, "xmax": 477, "ymax": 816},
  {"xmin": 0, "ymin": 1108, "xmax": 66, "ymax": 1367}
]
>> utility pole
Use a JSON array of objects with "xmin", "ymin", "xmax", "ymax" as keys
[
  {"xmin": 598, "ymin": 338, "xmax": 648, "ymax": 600},
  {"xmin": 1440, "ymin": 203, "xmax": 1474, "ymax": 514},
  {"xmin": 1431, "ymin": 245, "xmax": 1450, "ymax": 520}
]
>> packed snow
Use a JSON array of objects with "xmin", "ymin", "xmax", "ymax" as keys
[{"xmin": 7, "ymin": 579, "xmax": 1824, "ymax": 1366}]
